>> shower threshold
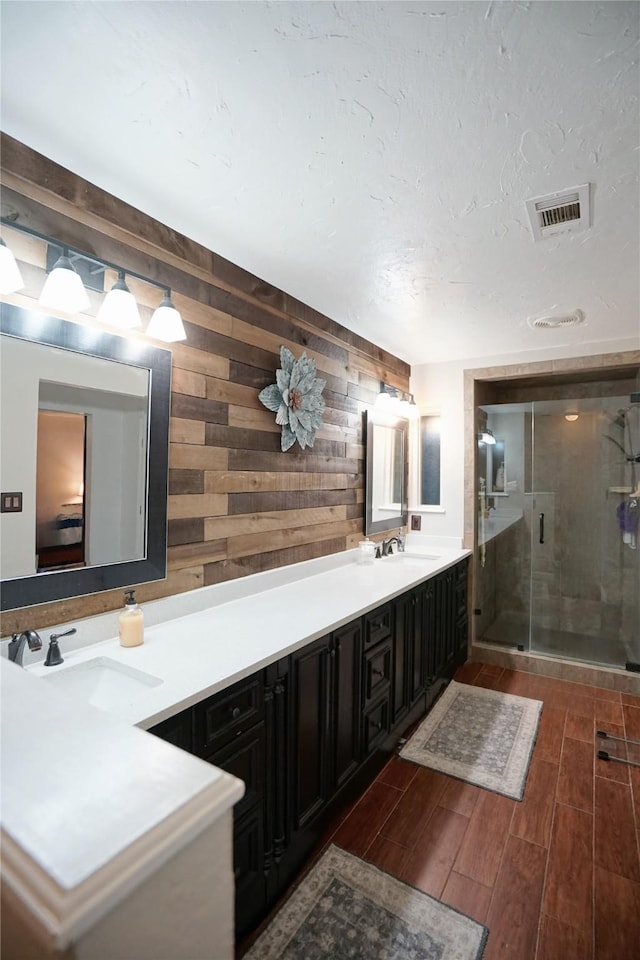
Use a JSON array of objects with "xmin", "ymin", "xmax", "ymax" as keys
[{"xmin": 478, "ymin": 612, "xmax": 630, "ymax": 670}]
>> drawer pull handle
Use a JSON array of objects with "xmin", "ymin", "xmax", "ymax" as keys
[
  {"xmin": 372, "ymin": 668, "xmax": 384, "ymax": 679},
  {"xmin": 231, "ymin": 706, "xmax": 241, "ymax": 719},
  {"xmin": 372, "ymin": 721, "xmax": 383, "ymax": 730}
]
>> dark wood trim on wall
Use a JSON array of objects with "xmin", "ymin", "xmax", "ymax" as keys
[{"xmin": 0, "ymin": 134, "xmax": 410, "ymax": 633}]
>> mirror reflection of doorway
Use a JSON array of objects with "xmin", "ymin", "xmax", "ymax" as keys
[{"xmin": 36, "ymin": 410, "xmax": 86, "ymax": 570}]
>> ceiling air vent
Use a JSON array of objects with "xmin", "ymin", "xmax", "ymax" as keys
[
  {"xmin": 525, "ymin": 184, "xmax": 590, "ymax": 241},
  {"xmin": 528, "ymin": 309, "xmax": 585, "ymax": 330}
]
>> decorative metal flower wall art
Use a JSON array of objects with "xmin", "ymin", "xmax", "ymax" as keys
[{"xmin": 259, "ymin": 346, "xmax": 326, "ymax": 451}]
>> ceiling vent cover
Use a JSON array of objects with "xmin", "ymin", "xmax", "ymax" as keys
[
  {"xmin": 528, "ymin": 309, "xmax": 586, "ymax": 330},
  {"xmin": 525, "ymin": 184, "xmax": 590, "ymax": 241}
]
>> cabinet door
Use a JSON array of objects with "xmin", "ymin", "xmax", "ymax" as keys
[
  {"xmin": 331, "ymin": 619, "xmax": 362, "ymax": 790},
  {"xmin": 148, "ymin": 708, "xmax": 193, "ymax": 753},
  {"xmin": 391, "ymin": 591, "xmax": 410, "ymax": 725},
  {"xmin": 205, "ymin": 722, "xmax": 267, "ymax": 940},
  {"xmin": 205, "ymin": 722, "xmax": 266, "ymax": 821},
  {"xmin": 409, "ymin": 586, "xmax": 425, "ymax": 704},
  {"xmin": 289, "ymin": 635, "xmax": 331, "ymax": 831},
  {"xmin": 233, "ymin": 806, "xmax": 265, "ymax": 940},
  {"xmin": 434, "ymin": 568, "xmax": 456, "ymax": 675},
  {"xmin": 422, "ymin": 578, "xmax": 437, "ymax": 684},
  {"xmin": 263, "ymin": 659, "xmax": 289, "ymax": 889}
]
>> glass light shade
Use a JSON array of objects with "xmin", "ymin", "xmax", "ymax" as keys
[
  {"xmin": 564, "ymin": 413, "xmax": 579, "ymax": 422},
  {"xmin": 146, "ymin": 293, "xmax": 186, "ymax": 342},
  {"xmin": 375, "ymin": 391, "xmax": 393, "ymax": 409},
  {"xmin": 478, "ymin": 431, "xmax": 496, "ymax": 445},
  {"xmin": 407, "ymin": 400, "xmax": 420, "ymax": 420},
  {"xmin": 97, "ymin": 272, "xmax": 141, "ymax": 328},
  {"xmin": 0, "ymin": 238, "xmax": 24, "ymax": 294},
  {"xmin": 39, "ymin": 254, "xmax": 90, "ymax": 313}
]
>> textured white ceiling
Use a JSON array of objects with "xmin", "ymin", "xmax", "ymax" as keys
[{"xmin": 1, "ymin": 1, "xmax": 638, "ymax": 365}]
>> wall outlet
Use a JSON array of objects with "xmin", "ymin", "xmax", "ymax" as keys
[
  {"xmin": 1, "ymin": 491, "xmax": 22, "ymax": 513},
  {"xmin": 410, "ymin": 514, "xmax": 421, "ymax": 531}
]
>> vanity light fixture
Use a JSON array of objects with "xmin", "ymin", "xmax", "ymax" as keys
[
  {"xmin": 146, "ymin": 289, "xmax": 186, "ymax": 342},
  {"xmin": 0, "ymin": 236, "xmax": 24, "ymax": 294},
  {"xmin": 564, "ymin": 413, "xmax": 579, "ymax": 422},
  {"xmin": 97, "ymin": 270, "xmax": 142, "ymax": 328},
  {"xmin": 39, "ymin": 248, "xmax": 91, "ymax": 313},
  {"xmin": 376, "ymin": 382, "xmax": 419, "ymax": 419},
  {"xmin": 478, "ymin": 429, "xmax": 496, "ymax": 445},
  {"xmin": 0, "ymin": 218, "xmax": 188, "ymax": 344}
]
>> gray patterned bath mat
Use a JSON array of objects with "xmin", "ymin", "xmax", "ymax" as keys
[
  {"xmin": 244, "ymin": 844, "xmax": 487, "ymax": 959},
  {"xmin": 400, "ymin": 680, "xmax": 542, "ymax": 800}
]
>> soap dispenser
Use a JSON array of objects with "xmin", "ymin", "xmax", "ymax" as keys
[{"xmin": 119, "ymin": 589, "xmax": 144, "ymax": 648}]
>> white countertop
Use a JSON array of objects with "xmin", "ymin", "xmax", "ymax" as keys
[
  {"xmin": 2, "ymin": 542, "xmax": 469, "ymax": 945},
  {"xmin": 1, "ymin": 657, "xmax": 244, "ymax": 946},
  {"xmin": 25, "ymin": 545, "xmax": 470, "ymax": 729}
]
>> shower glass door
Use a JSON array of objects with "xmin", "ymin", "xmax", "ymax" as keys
[
  {"xmin": 475, "ymin": 403, "xmax": 533, "ymax": 653},
  {"xmin": 529, "ymin": 397, "xmax": 640, "ymax": 669}
]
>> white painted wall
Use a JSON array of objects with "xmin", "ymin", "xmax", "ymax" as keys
[{"xmin": 410, "ymin": 337, "xmax": 639, "ymax": 543}]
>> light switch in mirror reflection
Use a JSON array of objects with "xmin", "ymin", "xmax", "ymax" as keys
[
  {"xmin": 0, "ymin": 303, "xmax": 171, "ymax": 612},
  {"xmin": 365, "ymin": 410, "xmax": 408, "ymax": 536}
]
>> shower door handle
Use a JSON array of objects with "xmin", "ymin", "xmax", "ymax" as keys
[{"xmin": 539, "ymin": 513, "xmax": 545, "ymax": 544}]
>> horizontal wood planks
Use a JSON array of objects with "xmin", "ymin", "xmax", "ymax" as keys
[{"xmin": 0, "ymin": 136, "xmax": 409, "ymax": 632}]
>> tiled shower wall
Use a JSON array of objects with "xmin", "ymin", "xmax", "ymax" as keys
[
  {"xmin": 475, "ymin": 387, "xmax": 640, "ymax": 669},
  {"xmin": 528, "ymin": 408, "xmax": 639, "ymax": 655}
]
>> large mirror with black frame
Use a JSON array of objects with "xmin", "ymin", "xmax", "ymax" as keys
[
  {"xmin": 0, "ymin": 303, "xmax": 171, "ymax": 611},
  {"xmin": 365, "ymin": 410, "xmax": 408, "ymax": 535}
]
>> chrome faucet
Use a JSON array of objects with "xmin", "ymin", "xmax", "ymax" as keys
[
  {"xmin": 376, "ymin": 535, "xmax": 406, "ymax": 558},
  {"xmin": 8, "ymin": 630, "xmax": 42, "ymax": 666}
]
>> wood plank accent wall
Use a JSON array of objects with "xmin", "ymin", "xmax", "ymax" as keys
[{"xmin": 0, "ymin": 135, "xmax": 410, "ymax": 634}]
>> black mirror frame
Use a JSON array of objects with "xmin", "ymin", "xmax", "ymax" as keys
[
  {"xmin": 364, "ymin": 409, "xmax": 408, "ymax": 536},
  {"xmin": 0, "ymin": 303, "xmax": 171, "ymax": 611}
]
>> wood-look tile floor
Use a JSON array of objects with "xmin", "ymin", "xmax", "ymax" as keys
[{"xmin": 322, "ymin": 662, "xmax": 640, "ymax": 960}]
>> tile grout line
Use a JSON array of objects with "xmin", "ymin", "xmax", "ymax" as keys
[
  {"xmin": 621, "ymin": 703, "xmax": 640, "ymax": 882},
  {"xmin": 360, "ymin": 765, "xmax": 412, "ymax": 861}
]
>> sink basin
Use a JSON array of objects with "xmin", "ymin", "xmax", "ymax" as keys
[
  {"xmin": 42, "ymin": 657, "xmax": 162, "ymax": 709},
  {"xmin": 382, "ymin": 551, "xmax": 441, "ymax": 562}
]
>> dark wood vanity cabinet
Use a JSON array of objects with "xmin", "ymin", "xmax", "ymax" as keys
[{"xmin": 148, "ymin": 558, "xmax": 468, "ymax": 941}]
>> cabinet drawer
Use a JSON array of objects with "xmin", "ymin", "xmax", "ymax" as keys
[
  {"xmin": 363, "ymin": 639, "xmax": 392, "ymax": 707},
  {"xmin": 364, "ymin": 604, "xmax": 392, "ymax": 650},
  {"xmin": 363, "ymin": 696, "xmax": 390, "ymax": 754},
  {"xmin": 194, "ymin": 672, "xmax": 264, "ymax": 756}
]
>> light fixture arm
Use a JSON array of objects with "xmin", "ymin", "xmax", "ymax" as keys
[
  {"xmin": 0, "ymin": 216, "xmax": 171, "ymax": 296},
  {"xmin": 1, "ymin": 217, "xmax": 186, "ymax": 342}
]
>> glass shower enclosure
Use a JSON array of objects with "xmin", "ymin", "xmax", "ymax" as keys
[{"xmin": 475, "ymin": 395, "xmax": 640, "ymax": 671}]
